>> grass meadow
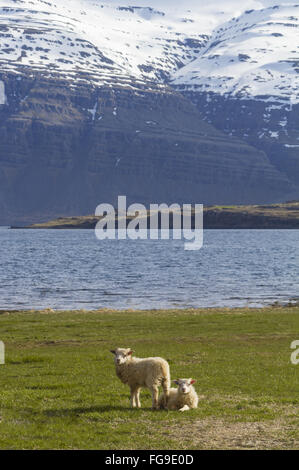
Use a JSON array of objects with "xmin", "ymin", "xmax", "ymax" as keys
[{"xmin": 0, "ymin": 307, "xmax": 298, "ymax": 449}]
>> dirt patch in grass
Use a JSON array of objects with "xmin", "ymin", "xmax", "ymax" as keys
[{"xmin": 167, "ymin": 416, "xmax": 298, "ymax": 450}]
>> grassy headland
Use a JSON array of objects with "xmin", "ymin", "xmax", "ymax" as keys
[
  {"xmin": 0, "ymin": 307, "xmax": 298, "ymax": 449},
  {"xmin": 13, "ymin": 202, "xmax": 299, "ymax": 229}
]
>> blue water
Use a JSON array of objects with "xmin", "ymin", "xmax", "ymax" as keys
[{"xmin": 0, "ymin": 228, "xmax": 298, "ymax": 310}]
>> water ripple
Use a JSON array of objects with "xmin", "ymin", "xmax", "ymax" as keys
[{"xmin": 0, "ymin": 229, "xmax": 298, "ymax": 310}]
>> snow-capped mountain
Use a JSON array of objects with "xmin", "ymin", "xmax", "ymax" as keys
[
  {"xmin": 3, "ymin": 0, "xmax": 298, "ymax": 92},
  {"xmin": 173, "ymin": 4, "xmax": 299, "ymax": 104},
  {"xmin": 0, "ymin": 0, "xmax": 298, "ymax": 224},
  {"xmin": 0, "ymin": 0, "xmax": 212, "ymax": 85},
  {"xmin": 171, "ymin": 2, "xmax": 299, "ymax": 190}
]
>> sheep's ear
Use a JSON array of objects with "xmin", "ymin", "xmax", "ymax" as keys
[
  {"xmin": 173, "ymin": 380, "xmax": 179, "ymax": 385},
  {"xmin": 127, "ymin": 350, "xmax": 133, "ymax": 356},
  {"xmin": 110, "ymin": 350, "xmax": 116, "ymax": 354},
  {"xmin": 190, "ymin": 379, "xmax": 196, "ymax": 385}
]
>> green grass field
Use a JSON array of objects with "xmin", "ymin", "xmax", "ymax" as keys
[{"xmin": 0, "ymin": 307, "xmax": 298, "ymax": 450}]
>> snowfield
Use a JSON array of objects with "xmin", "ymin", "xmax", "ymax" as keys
[
  {"xmin": 0, "ymin": 0, "xmax": 298, "ymax": 103},
  {"xmin": 0, "ymin": 0, "xmax": 212, "ymax": 87},
  {"xmin": 172, "ymin": 4, "xmax": 299, "ymax": 105}
]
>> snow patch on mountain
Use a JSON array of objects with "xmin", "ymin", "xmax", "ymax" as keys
[
  {"xmin": 172, "ymin": 4, "xmax": 299, "ymax": 104},
  {"xmin": 0, "ymin": 0, "xmax": 212, "ymax": 87},
  {"xmin": 0, "ymin": 80, "xmax": 6, "ymax": 104}
]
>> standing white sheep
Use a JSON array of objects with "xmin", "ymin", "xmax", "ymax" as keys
[
  {"xmin": 110, "ymin": 348, "xmax": 171, "ymax": 410},
  {"xmin": 159, "ymin": 378, "xmax": 198, "ymax": 412}
]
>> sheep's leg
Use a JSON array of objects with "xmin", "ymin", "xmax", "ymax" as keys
[
  {"xmin": 150, "ymin": 386, "xmax": 159, "ymax": 410},
  {"xmin": 130, "ymin": 387, "xmax": 137, "ymax": 408},
  {"xmin": 162, "ymin": 379, "xmax": 170, "ymax": 408},
  {"xmin": 179, "ymin": 405, "xmax": 190, "ymax": 412},
  {"xmin": 135, "ymin": 388, "xmax": 141, "ymax": 408}
]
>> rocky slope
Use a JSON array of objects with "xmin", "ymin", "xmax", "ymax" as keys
[{"xmin": 0, "ymin": 0, "xmax": 298, "ymax": 225}]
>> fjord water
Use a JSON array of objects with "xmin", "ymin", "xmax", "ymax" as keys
[{"xmin": 0, "ymin": 229, "xmax": 298, "ymax": 310}]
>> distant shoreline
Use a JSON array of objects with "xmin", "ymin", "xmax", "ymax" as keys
[
  {"xmin": 10, "ymin": 202, "xmax": 299, "ymax": 229},
  {"xmin": 0, "ymin": 304, "xmax": 298, "ymax": 315},
  {"xmin": 1, "ymin": 299, "xmax": 298, "ymax": 314}
]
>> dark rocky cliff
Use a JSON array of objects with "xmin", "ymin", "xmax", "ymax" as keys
[
  {"xmin": 179, "ymin": 91, "xmax": 299, "ymax": 199},
  {"xmin": 0, "ymin": 73, "xmax": 294, "ymax": 225}
]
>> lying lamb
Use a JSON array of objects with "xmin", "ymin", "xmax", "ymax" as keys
[
  {"xmin": 159, "ymin": 378, "xmax": 198, "ymax": 412},
  {"xmin": 110, "ymin": 348, "xmax": 170, "ymax": 409}
]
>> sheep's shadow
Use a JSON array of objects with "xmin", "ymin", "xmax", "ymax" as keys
[{"xmin": 43, "ymin": 405, "xmax": 154, "ymax": 417}]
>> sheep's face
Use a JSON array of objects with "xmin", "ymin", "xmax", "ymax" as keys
[
  {"xmin": 111, "ymin": 348, "xmax": 133, "ymax": 365},
  {"xmin": 174, "ymin": 378, "xmax": 196, "ymax": 395}
]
